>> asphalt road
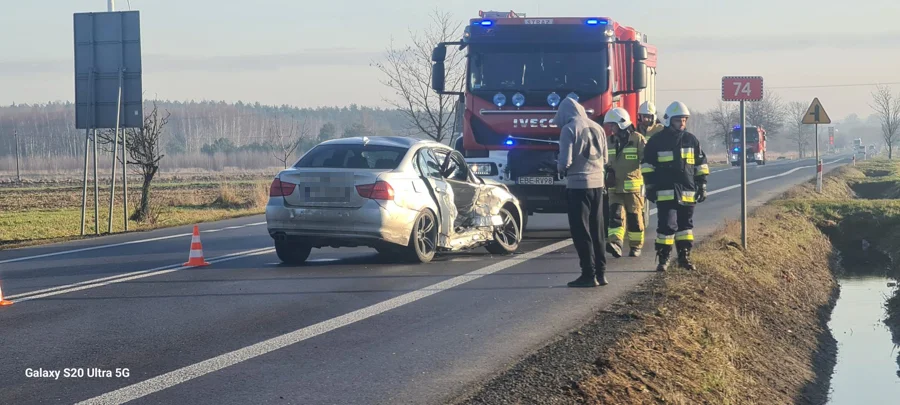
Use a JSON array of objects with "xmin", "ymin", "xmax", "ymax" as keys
[{"xmin": 0, "ymin": 155, "xmax": 849, "ymax": 405}]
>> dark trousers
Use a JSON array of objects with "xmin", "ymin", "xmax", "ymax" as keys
[
  {"xmin": 655, "ymin": 200, "xmax": 695, "ymax": 253},
  {"xmin": 567, "ymin": 188, "xmax": 607, "ymax": 276}
]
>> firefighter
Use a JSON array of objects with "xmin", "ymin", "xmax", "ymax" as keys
[
  {"xmin": 637, "ymin": 101, "xmax": 664, "ymax": 140},
  {"xmin": 642, "ymin": 101, "xmax": 710, "ymax": 271},
  {"xmin": 555, "ymin": 97, "xmax": 609, "ymax": 288},
  {"xmin": 602, "ymin": 107, "xmax": 646, "ymax": 258}
]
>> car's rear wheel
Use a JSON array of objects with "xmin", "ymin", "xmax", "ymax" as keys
[
  {"xmin": 486, "ymin": 206, "xmax": 520, "ymax": 255},
  {"xmin": 275, "ymin": 240, "xmax": 312, "ymax": 265},
  {"xmin": 403, "ymin": 209, "xmax": 437, "ymax": 263}
]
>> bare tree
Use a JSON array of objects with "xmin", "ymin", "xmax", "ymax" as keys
[
  {"xmin": 746, "ymin": 92, "xmax": 785, "ymax": 137},
  {"xmin": 268, "ymin": 116, "xmax": 311, "ymax": 169},
  {"xmin": 373, "ymin": 9, "xmax": 465, "ymax": 143},
  {"xmin": 869, "ymin": 84, "xmax": 900, "ymax": 159},
  {"xmin": 97, "ymin": 101, "xmax": 170, "ymax": 221},
  {"xmin": 786, "ymin": 101, "xmax": 812, "ymax": 158},
  {"xmin": 706, "ymin": 100, "xmax": 739, "ymax": 158}
]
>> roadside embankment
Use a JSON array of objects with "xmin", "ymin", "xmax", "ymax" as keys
[{"xmin": 456, "ymin": 160, "xmax": 900, "ymax": 405}]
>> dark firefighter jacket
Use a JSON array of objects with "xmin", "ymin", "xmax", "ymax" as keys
[{"xmin": 641, "ymin": 126, "xmax": 710, "ymax": 205}]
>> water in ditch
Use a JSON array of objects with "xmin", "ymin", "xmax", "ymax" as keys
[{"xmin": 827, "ymin": 276, "xmax": 900, "ymax": 404}]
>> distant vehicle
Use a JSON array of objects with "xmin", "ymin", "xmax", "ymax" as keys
[
  {"xmin": 730, "ymin": 125, "xmax": 767, "ymax": 166},
  {"xmin": 266, "ymin": 136, "xmax": 524, "ymax": 264}
]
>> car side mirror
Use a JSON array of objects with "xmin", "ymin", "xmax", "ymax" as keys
[{"xmin": 633, "ymin": 44, "xmax": 648, "ymax": 61}]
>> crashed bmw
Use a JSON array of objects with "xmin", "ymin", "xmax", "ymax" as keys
[{"xmin": 265, "ymin": 136, "xmax": 524, "ymax": 264}]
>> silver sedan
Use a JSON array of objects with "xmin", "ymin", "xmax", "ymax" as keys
[{"xmin": 266, "ymin": 136, "xmax": 524, "ymax": 264}]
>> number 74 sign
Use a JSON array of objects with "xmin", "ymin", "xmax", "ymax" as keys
[{"xmin": 722, "ymin": 76, "xmax": 764, "ymax": 102}]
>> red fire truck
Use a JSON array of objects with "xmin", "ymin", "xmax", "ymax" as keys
[
  {"xmin": 430, "ymin": 10, "xmax": 657, "ymax": 223},
  {"xmin": 729, "ymin": 125, "xmax": 767, "ymax": 166}
]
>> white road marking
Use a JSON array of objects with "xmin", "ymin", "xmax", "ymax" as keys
[
  {"xmin": 8, "ymin": 247, "xmax": 274, "ymax": 302},
  {"xmin": 0, "ymin": 221, "xmax": 266, "ymax": 265},
  {"xmin": 73, "ymin": 240, "xmax": 573, "ymax": 405}
]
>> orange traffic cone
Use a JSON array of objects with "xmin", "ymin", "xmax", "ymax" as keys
[
  {"xmin": 183, "ymin": 225, "xmax": 210, "ymax": 267},
  {"xmin": 0, "ymin": 281, "xmax": 13, "ymax": 306}
]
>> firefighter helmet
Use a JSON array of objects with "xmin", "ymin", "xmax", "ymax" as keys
[
  {"xmin": 603, "ymin": 107, "xmax": 632, "ymax": 130},
  {"xmin": 638, "ymin": 101, "xmax": 657, "ymax": 120},
  {"xmin": 662, "ymin": 101, "xmax": 691, "ymax": 127}
]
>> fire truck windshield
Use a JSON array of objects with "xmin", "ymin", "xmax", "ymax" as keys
[
  {"xmin": 468, "ymin": 45, "xmax": 608, "ymax": 94},
  {"xmin": 732, "ymin": 129, "xmax": 759, "ymax": 143}
]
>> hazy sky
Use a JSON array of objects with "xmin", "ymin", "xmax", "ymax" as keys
[{"xmin": 2, "ymin": 0, "xmax": 899, "ymax": 120}]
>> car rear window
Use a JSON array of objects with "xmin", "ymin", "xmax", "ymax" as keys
[{"xmin": 294, "ymin": 144, "xmax": 408, "ymax": 169}]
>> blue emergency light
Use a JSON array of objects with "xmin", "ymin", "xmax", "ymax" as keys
[
  {"xmin": 480, "ymin": 20, "xmax": 493, "ymax": 26},
  {"xmin": 505, "ymin": 139, "xmax": 515, "ymax": 146},
  {"xmin": 733, "ymin": 147, "xmax": 740, "ymax": 152},
  {"xmin": 586, "ymin": 19, "xmax": 606, "ymax": 25}
]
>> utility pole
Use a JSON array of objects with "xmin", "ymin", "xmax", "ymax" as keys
[
  {"xmin": 108, "ymin": 0, "xmax": 115, "ymax": 12},
  {"xmin": 14, "ymin": 128, "xmax": 21, "ymax": 183}
]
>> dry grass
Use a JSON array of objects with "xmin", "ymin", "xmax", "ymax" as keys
[
  {"xmin": 577, "ymin": 207, "xmax": 836, "ymax": 404},
  {"xmin": 575, "ymin": 159, "xmax": 900, "ymax": 404},
  {"xmin": 0, "ymin": 177, "xmax": 272, "ymax": 248}
]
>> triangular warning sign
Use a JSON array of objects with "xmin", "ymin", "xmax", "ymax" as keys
[{"xmin": 802, "ymin": 98, "xmax": 831, "ymax": 124}]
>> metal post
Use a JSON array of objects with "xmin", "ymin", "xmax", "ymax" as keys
[
  {"xmin": 740, "ymin": 100, "xmax": 747, "ymax": 249},
  {"xmin": 14, "ymin": 128, "xmax": 20, "ymax": 183},
  {"xmin": 815, "ymin": 123, "xmax": 822, "ymax": 193},
  {"xmin": 81, "ymin": 129, "xmax": 90, "ymax": 236},
  {"xmin": 109, "ymin": 68, "xmax": 124, "ymax": 233},
  {"xmin": 108, "ymin": 0, "xmax": 114, "ymax": 12},
  {"xmin": 93, "ymin": 129, "xmax": 99, "ymax": 235}
]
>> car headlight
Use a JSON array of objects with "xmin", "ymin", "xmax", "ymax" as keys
[
  {"xmin": 512, "ymin": 92, "xmax": 525, "ymax": 107},
  {"xmin": 493, "ymin": 93, "xmax": 507, "ymax": 107},
  {"xmin": 547, "ymin": 92, "xmax": 561, "ymax": 108}
]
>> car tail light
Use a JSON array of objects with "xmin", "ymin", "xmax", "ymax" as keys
[
  {"xmin": 356, "ymin": 181, "xmax": 394, "ymax": 200},
  {"xmin": 269, "ymin": 178, "xmax": 296, "ymax": 197}
]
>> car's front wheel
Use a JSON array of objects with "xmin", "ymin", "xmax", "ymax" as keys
[
  {"xmin": 403, "ymin": 209, "xmax": 438, "ymax": 263},
  {"xmin": 486, "ymin": 206, "xmax": 521, "ymax": 255},
  {"xmin": 275, "ymin": 240, "xmax": 312, "ymax": 265}
]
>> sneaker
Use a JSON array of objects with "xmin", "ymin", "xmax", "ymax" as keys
[
  {"xmin": 629, "ymin": 247, "xmax": 642, "ymax": 257},
  {"xmin": 567, "ymin": 274, "xmax": 600, "ymax": 288},
  {"xmin": 606, "ymin": 242, "xmax": 623, "ymax": 258}
]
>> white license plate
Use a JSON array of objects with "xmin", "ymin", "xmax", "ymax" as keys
[{"xmin": 517, "ymin": 176, "xmax": 555, "ymax": 185}]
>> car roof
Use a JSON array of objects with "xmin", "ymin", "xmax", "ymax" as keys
[{"xmin": 318, "ymin": 136, "xmax": 446, "ymax": 149}]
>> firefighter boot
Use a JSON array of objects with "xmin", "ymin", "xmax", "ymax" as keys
[
  {"xmin": 677, "ymin": 248, "xmax": 697, "ymax": 271},
  {"xmin": 629, "ymin": 247, "xmax": 642, "ymax": 257},
  {"xmin": 606, "ymin": 242, "xmax": 623, "ymax": 258},
  {"xmin": 655, "ymin": 246, "xmax": 671, "ymax": 272}
]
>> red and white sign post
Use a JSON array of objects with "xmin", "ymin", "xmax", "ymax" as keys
[{"xmin": 722, "ymin": 76, "xmax": 764, "ymax": 249}]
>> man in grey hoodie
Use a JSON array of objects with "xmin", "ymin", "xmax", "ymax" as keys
[{"xmin": 555, "ymin": 97, "xmax": 609, "ymax": 287}]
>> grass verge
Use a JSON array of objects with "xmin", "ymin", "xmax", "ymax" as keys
[{"xmin": 0, "ymin": 178, "xmax": 271, "ymax": 249}]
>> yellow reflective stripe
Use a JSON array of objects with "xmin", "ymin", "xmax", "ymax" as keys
[
  {"xmin": 623, "ymin": 147, "xmax": 638, "ymax": 154},
  {"xmin": 624, "ymin": 178, "xmax": 644, "ymax": 191},
  {"xmin": 675, "ymin": 230, "xmax": 694, "ymax": 241},
  {"xmin": 656, "ymin": 234, "xmax": 675, "ymax": 245},
  {"xmin": 641, "ymin": 163, "xmax": 655, "ymax": 173},
  {"xmin": 609, "ymin": 149, "xmax": 617, "ymax": 156},
  {"xmin": 608, "ymin": 227, "xmax": 625, "ymax": 239},
  {"xmin": 658, "ymin": 151, "xmax": 674, "ymax": 162},
  {"xmin": 628, "ymin": 231, "xmax": 644, "ymax": 242},
  {"xmin": 625, "ymin": 154, "xmax": 638, "ymax": 160},
  {"xmin": 682, "ymin": 191, "xmax": 696, "ymax": 203},
  {"xmin": 697, "ymin": 164, "xmax": 710, "ymax": 175},
  {"xmin": 681, "ymin": 147, "xmax": 695, "ymax": 164},
  {"xmin": 657, "ymin": 189, "xmax": 675, "ymax": 201}
]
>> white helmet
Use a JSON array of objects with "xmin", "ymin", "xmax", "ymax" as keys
[
  {"xmin": 603, "ymin": 107, "xmax": 632, "ymax": 130},
  {"xmin": 638, "ymin": 101, "xmax": 656, "ymax": 120},
  {"xmin": 662, "ymin": 101, "xmax": 691, "ymax": 127}
]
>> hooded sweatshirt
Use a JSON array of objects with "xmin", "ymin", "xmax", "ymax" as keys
[{"xmin": 554, "ymin": 97, "xmax": 608, "ymax": 189}]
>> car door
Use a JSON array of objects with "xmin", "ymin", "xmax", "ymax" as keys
[
  {"xmin": 436, "ymin": 149, "xmax": 479, "ymax": 221},
  {"xmin": 415, "ymin": 147, "xmax": 455, "ymax": 239}
]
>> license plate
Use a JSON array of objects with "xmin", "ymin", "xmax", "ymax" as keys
[{"xmin": 517, "ymin": 176, "xmax": 555, "ymax": 185}]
